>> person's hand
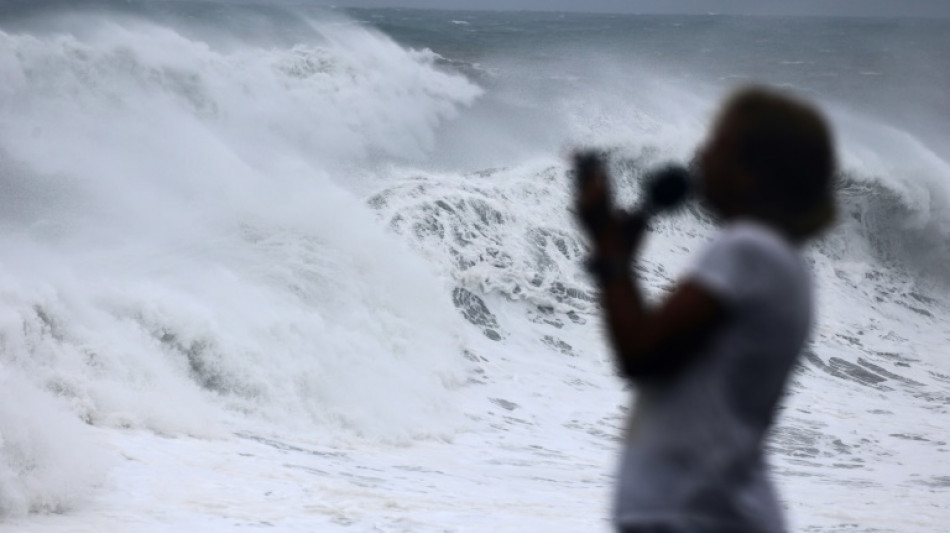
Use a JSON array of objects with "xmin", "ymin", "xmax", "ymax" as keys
[
  {"xmin": 617, "ymin": 210, "xmax": 648, "ymax": 257},
  {"xmin": 573, "ymin": 152, "xmax": 647, "ymax": 258},
  {"xmin": 573, "ymin": 151, "xmax": 614, "ymax": 241}
]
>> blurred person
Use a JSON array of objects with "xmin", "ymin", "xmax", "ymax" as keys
[{"xmin": 573, "ymin": 86, "xmax": 837, "ymax": 533}]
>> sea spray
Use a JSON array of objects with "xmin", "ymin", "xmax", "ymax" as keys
[
  {"xmin": 0, "ymin": 10, "xmax": 480, "ymax": 515},
  {"xmin": 0, "ymin": 5, "xmax": 948, "ymax": 530}
]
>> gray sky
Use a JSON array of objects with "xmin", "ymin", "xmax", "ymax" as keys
[{"xmin": 325, "ymin": 0, "xmax": 950, "ymax": 18}]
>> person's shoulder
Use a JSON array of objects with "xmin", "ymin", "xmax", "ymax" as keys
[
  {"xmin": 708, "ymin": 219, "xmax": 808, "ymax": 285},
  {"xmin": 690, "ymin": 219, "xmax": 809, "ymax": 306}
]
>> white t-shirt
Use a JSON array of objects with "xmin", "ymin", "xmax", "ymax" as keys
[{"xmin": 613, "ymin": 220, "xmax": 812, "ymax": 533}]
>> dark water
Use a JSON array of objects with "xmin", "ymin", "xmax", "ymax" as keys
[
  {"xmin": 351, "ymin": 9, "xmax": 950, "ymax": 153},
  {"xmin": 5, "ymin": 1, "xmax": 948, "ymax": 149},
  {"xmin": 6, "ymin": 3, "xmax": 949, "ymax": 121}
]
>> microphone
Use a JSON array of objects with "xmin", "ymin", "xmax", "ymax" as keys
[
  {"xmin": 571, "ymin": 151, "xmax": 691, "ymax": 242},
  {"xmin": 620, "ymin": 163, "xmax": 692, "ymax": 241},
  {"xmin": 639, "ymin": 163, "xmax": 692, "ymax": 216}
]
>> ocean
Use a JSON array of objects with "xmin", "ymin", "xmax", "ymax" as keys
[{"xmin": 0, "ymin": 2, "xmax": 948, "ymax": 531}]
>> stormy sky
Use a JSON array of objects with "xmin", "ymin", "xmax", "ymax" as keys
[{"xmin": 325, "ymin": 0, "xmax": 950, "ymax": 18}]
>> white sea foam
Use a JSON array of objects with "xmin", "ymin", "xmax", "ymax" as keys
[
  {"xmin": 0, "ymin": 6, "xmax": 948, "ymax": 532},
  {"xmin": 0, "ymin": 12, "xmax": 481, "ymax": 516},
  {"xmin": 0, "ymin": 370, "xmax": 108, "ymax": 516}
]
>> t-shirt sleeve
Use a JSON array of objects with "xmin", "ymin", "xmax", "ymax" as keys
[{"xmin": 687, "ymin": 226, "xmax": 794, "ymax": 308}]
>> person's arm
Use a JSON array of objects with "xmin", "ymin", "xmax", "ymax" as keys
[
  {"xmin": 574, "ymin": 154, "xmax": 727, "ymax": 379},
  {"xmin": 593, "ymin": 229, "xmax": 726, "ymax": 379}
]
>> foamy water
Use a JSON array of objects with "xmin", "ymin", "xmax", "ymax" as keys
[{"xmin": 0, "ymin": 4, "xmax": 948, "ymax": 532}]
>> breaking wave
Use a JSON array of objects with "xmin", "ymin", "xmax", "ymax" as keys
[
  {"xmin": 0, "ymin": 7, "xmax": 480, "ymax": 514},
  {"xmin": 0, "ymin": 2, "xmax": 947, "ymax": 523}
]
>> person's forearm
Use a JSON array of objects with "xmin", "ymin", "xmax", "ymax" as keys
[
  {"xmin": 593, "ymin": 233, "xmax": 648, "ymax": 374},
  {"xmin": 602, "ymin": 269, "xmax": 647, "ymax": 372}
]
